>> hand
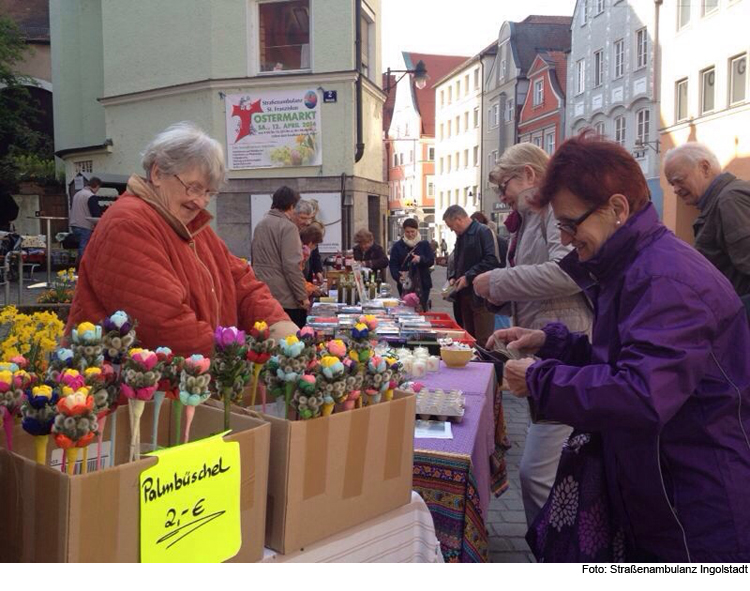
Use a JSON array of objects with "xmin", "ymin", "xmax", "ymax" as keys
[
  {"xmin": 449, "ymin": 278, "xmax": 456, "ymax": 286},
  {"xmin": 412, "ymin": 254, "xmax": 421, "ymax": 264},
  {"xmin": 503, "ymin": 359, "xmax": 535, "ymax": 397},
  {"xmin": 455, "ymin": 276, "xmax": 468, "ymax": 292},
  {"xmin": 473, "ymin": 271, "xmax": 491, "ymax": 298},
  {"xmin": 486, "ymin": 326, "xmax": 546, "ymax": 355},
  {"xmin": 299, "ymin": 299, "xmax": 311, "ymax": 311}
]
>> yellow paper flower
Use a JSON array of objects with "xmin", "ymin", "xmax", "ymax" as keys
[
  {"xmin": 354, "ymin": 323, "xmax": 368, "ymax": 331},
  {"xmin": 62, "ymin": 385, "xmax": 89, "ymax": 398},
  {"xmin": 77, "ymin": 321, "xmax": 96, "ymax": 333},
  {"xmin": 32, "ymin": 384, "xmax": 54, "ymax": 399},
  {"xmin": 0, "ymin": 370, "xmax": 12, "ymax": 384},
  {"xmin": 320, "ymin": 356, "xmax": 340, "ymax": 369},
  {"xmin": 84, "ymin": 367, "xmax": 102, "ymax": 376},
  {"xmin": 283, "ymin": 335, "xmax": 299, "ymax": 346},
  {"xmin": 254, "ymin": 321, "xmax": 268, "ymax": 332}
]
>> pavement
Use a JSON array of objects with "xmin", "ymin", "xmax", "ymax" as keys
[{"xmin": 429, "ymin": 265, "xmax": 535, "ymax": 563}]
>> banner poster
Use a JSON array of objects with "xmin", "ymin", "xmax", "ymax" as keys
[{"xmin": 225, "ymin": 89, "xmax": 322, "ymax": 170}]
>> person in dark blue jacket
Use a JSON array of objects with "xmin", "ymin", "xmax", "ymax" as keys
[{"xmin": 389, "ymin": 218, "xmax": 434, "ymax": 311}]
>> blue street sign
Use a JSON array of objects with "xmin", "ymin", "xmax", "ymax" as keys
[{"xmin": 323, "ymin": 90, "xmax": 338, "ymax": 103}]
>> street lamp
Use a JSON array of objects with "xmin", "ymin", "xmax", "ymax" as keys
[
  {"xmin": 385, "ymin": 60, "xmax": 429, "ymax": 94},
  {"xmin": 633, "ymin": 138, "xmax": 660, "ymax": 159}
]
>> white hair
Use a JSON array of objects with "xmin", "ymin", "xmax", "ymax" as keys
[
  {"xmin": 141, "ymin": 121, "xmax": 225, "ymax": 191},
  {"xmin": 664, "ymin": 142, "xmax": 721, "ymax": 174},
  {"xmin": 295, "ymin": 199, "xmax": 315, "ymax": 215}
]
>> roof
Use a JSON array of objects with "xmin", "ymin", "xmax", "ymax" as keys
[
  {"xmin": 509, "ymin": 16, "xmax": 572, "ymax": 77},
  {"xmin": 402, "ymin": 52, "xmax": 470, "ymax": 136},
  {"xmin": 0, "ymin": 0, "xmax": 50, "ymax": 41},
  {"xmin": 434, "ymin": 40, "xmax": 498, "ymax": 87}
]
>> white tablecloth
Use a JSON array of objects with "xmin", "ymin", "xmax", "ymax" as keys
[{"xmin": 261, "ymin": 492, "xmax": 443, "ymax": 563}]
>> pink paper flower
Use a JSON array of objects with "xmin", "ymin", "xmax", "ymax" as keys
[
  {"xmin": 185, "ymin": 354, "xmax": 211, "ymax": 374},
  {"xmin": 130, "ymin": 349, "xmax": 158, "ymax": 371},
  {"xmin": 120, "ymin": 382, "xmax": 157, "ymax": 401},
  {"xmin": 214, "ymin": 326, "xmax": 246, "ymax": 350}
]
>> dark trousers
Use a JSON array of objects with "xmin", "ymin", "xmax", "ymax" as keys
[
  {"xmin": 284, "ymin": 308, "xmax": 307, "ymax": 329},
  {"xmin": 456, "ymin": 291, "xmax": 495, "ymax": 348}
]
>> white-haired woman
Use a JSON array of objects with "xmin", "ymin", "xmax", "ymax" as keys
[
  {"xmin": 471, "ymin": 143, "xmax": 593, "ymax": 528},
  {"xmin": 67, "ymin": 121, "xmax": 297, "ymax": 356}
]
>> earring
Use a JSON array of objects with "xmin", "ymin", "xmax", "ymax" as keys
[{"xmin": 616, "ymin": 221, "xmax": 621, "ymax": 226}]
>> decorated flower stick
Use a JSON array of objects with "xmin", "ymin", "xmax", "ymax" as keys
[
  {"xmin": 178, "ymin": 355, "xmax": 212, "ymax": 443},
  {"xmin": 69, "ymin": 321, "xmax": 105, "ymax": 371},
  {"xmin": 121, "ymin": 349, "xmax": 161, "ymax": 462},
  {"xmin": 0, "ymin": 364, "xmax": 30, "ymax": 452},
  {"xmin": 46, "ymin": 347, "xmax": 75, "ymax": 383},
  {"xmin": 211, "ymin": 327, "xmax": 252, "ymax": 430},
  {"xmin": 245, "ymin": 322, "xmax": 274, "ymax": 408},
  {"xmin": 52, "ymin": 387, "xmax": 98, "ymax": 475},
  {"xmin": 152, "ymin": 347, "xmax": 182, "ymax": 451},
  {"xmin": 292, "ymin": 373, "xmax": 324, "ymax": 419},
  {"xmin": 382, "ymin": 357, "xmax": 403, "ymax": 402},
  {"xmin": 364, "ymin": 355, "xmax": 388, "ymax": 406},
  {"xmin": 349, "ymin": 323, "xmax": 374, "ymax": 365},
  {"xmin": 85, "ymin": 364, "xmax": 117, "ymax": 470}
]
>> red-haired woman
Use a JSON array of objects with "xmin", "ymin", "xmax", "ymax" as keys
[{"xmin": 498, "ymin": 133, "xmax": 750, "ymax": 562}]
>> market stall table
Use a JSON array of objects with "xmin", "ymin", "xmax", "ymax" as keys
[
  {"xmin": 261, "ymin": 492, "xmax": 443, "ymax": 563},
  {"xmin": 413, "ymin": 361, "xmax": 500, "ymax": 562}
]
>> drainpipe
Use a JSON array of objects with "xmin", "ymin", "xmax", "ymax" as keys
[
  {"xmin": 354, "ymin": 0, "xmax": 365, "ymax": 163},
  {"xmin": 479, "ymin": 56, "xmax": 485, "ymax": 217}
]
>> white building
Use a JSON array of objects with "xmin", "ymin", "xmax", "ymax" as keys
[{"xmin": 434, "ymin": 55, "xmax": 484, "ymax": 250}]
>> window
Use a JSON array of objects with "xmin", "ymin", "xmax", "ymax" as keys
[
  {"xmin": 447, "ymin": 155, "xmax": 452, "ymax": 172},
  {"xmin": 440, "ymin": 90, "xmax": 444, "ymax": 107},
  {"xmin": 454, "ymin": 189, "xmax": 459, "ymax": 205},
  {"xmin": 493, "ymin": 103, "xmax": 501, "ymax": 126},
  {"xmin": 678, "ymin": 1, "xmax": 691, "ymax": 29},
  {"xmin": 581, "ymin": 0, "xmax": 588, "ymax": 25},
  {"xmin": 463, "ymin": 187, "xmax": 469, "ymax": 207},
  {"xmin": 504, "ymin": 98, "xmax": 514, "ymax": 122},
  {"xmin": 615, "ymin": 116, "xmax": 626, "ymax": 145},
  {"xmin": 613, "ymin": 39, "xmax": 624, "ymax": 78},
  {"xmin": 594, "ymin": 121, "xmax": 606, "ymax": 136},
  {"xmin": 360, "ymin": 12, "xmax": 374, "ymax": 79},
  {"xmin": 455, "ymin": 116, "xmax": 460, "ymax": 135},
  {"xmin": 676, "ymin": 78, "xmax": 689, "ymax": 121},
  {"xmin": 447, "ymin": 120, "xmax": 452, "ymax": 137},
  {"xmin": 576, "ymin": 59, "xmax": 586, "ymax": 94},
  {"xmin": 428, "ymin": 146, "xmax": 435, "ymax": 161},
  {"xmin": 533, "ymin": 79, "xmax": 544, "ymax": 105},
  {"xmin": 394, "ymin": 153, "xmax": 398, "ymax": 167},
  {"xmin": 636, "ymin": 109, "xmax": 650, "ymax": 145},
  {"xmin": 409, "ymin": 150, "xmax": 413, "ymax": 163},
  {"xmin": 492, "ymin": 149, "xmax": 498, "ymax": 163},
  {"xmin": 439, "ymin": 157, "xmax": 444, "ymax": 174},
  {"xmin": 427, "ymin": 182, "xmax": 435, "ymax": 197},
  {"xmin": 730, "ymin": 54, "xmax": 747, "ymax": 105},
  {"xmin": 464, "ymin": 149, "xmax": 469, "ymax": 168},
  {"xmin": 456, "ymin": 80, "xmax": 461, "ymax": 97},
  {"xmin": 473, "ymin": 146, "xmax": 479, "ymax": 166},
  {"xmin": 473, "ymin": 107, "xmax": 479, "ymax": 127},
  {"xmin": 545, "ymin": 131, "xmax": 556, "ymax": 154},
  {"xmin": 74, "ymin": 160, "xmax": 93, "ymax": 174},
  {"xmin": 474, "ymin": 69, "xmax": 480, "ymax": 89},
  {"xmin": 448, "ymin": 86, "xmax": 452, "ymax": 103},
  {"xmin": 464, "ymin": 74, "xmax": 470, "ymax": 95},
  {"xmin": 596, "ymin": 0, "xmax": 604, "ymax": 14},
  {"xmin": 464, "ymin": 111, "xmax": 469, "ymax": 130},
  {"xmin": 259, "ymin": 0, "xmax": 310, "ymax": 72},
  {"xmin": 594, "ymin": 49, "xmax": 604, "ymax": 87},
  {"xmin": 399, "ymin": 153, "xmax": 404, "ymax": 165},
  {"xmin": 439, "ymin": 123, "xmax": 444, "ymax": 140},
  {"xmin": 702, "ymin": 0, "xmax": 719, "ymax": 16},
  {"xmin": 455, "ymin": 152, "xmax": 460, "ymax": 169},
  {"xmin": 438, "ymin": 191, "xmax": 443, "ymax": 209},
  {"xmin": 636, "ymin": 28, "xmax": 648, "ymax": 70},
  {"xmin": 701, "ymin": 67, "xmax": 715, "ymax": 114},
  {"xmin": 500, "ymin": 59, "xmax": 507, "ymax": 81}
]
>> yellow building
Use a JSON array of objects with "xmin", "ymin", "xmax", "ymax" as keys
[{"xmin": 658, "ymin": 0, "xmax": 750, "ymax": 241}]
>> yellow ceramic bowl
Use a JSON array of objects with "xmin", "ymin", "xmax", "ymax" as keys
[{"xmin": 440, "ymin": 347, "xmax": 473, "ymax": 368}]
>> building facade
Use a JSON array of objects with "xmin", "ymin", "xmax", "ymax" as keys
[
  {"xmin": 51, "ymin": 0, "xmax": 387, "ymax": 257},
  {"xmin": 482, "ymin": 15, "xmax": 571, "ymax": 225},
  {"xmin": 567, "ymin": 0, "xmax": 662, "ymax": 214},
  {"xmin": 658, "ymin": 0, "xmax": 750, "ymax": 241},
  {"xmin": 385, "ymin": 52, "xmax": 468, "ymax": 245},
  {"xmin": 517, "ymin": 51, "xmax": 567, "ymax": 154},
  {"xmin": 433, "ymin": 54, "xmax": 484, "ymax": 250}
]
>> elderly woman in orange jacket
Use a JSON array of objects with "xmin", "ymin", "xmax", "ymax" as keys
[{"xmin": 66, "ymin": 121, "xmax": 297, "ymax": 355}]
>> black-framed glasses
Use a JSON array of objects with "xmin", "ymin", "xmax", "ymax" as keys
[
  {"xmin": 174, "ymin": 174, "xmax": 217, "ymax": 199},
  {"xmin": 492, "ymin": 175, "xmax": 517, "ymax": 196},
  {"xmin": 556, "ymin": 205, "xmax": 601, "ymax": 236}
]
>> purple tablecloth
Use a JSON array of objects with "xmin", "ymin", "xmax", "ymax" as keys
[{"xmin": 419, "ymin": 361, "xmax": 495, "ymax": 396}]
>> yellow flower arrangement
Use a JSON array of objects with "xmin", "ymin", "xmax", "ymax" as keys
[
  {"xmin": 0, "ymin": 306, "xmax": 64, "ymax": 374},
  {"xmin": 38, "ymin": 267, "xmax": 77, "ymax": 304}
]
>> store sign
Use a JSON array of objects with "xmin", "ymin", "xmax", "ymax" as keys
[
  {"xmin": 225, "ymin": 89, "xmax": 322, "ymax": 170},
  {"xmin": 323, "ymin": 90, "xmax": 337, "ymax": 103},
  {"xmin": 139, "ymin": 433, "xmax": 241, "ymax": 563}
]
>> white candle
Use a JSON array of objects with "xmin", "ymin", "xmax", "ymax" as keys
[
  {"xmin": 414, "ymin": 346, "xmax": 429, "ymax": 358},
  {"xmin": 402, "ymin": 357, "xmax": 414, "ymax": 375},
  {"xmin": 412, "ymin": 360, "xmax": 427, "ymax": 378},
  {"xmin": 427, "ymin": 356, "xmax": 440, "ymax": 372}
]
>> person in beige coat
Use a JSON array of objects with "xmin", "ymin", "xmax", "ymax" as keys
[
  {"xmin": 472, "ymin": 143, "xmax": 593, "ymax": 528},
  {"xmin": 251, "ymin": 186, "xmax": 309, "ymax": 328}
]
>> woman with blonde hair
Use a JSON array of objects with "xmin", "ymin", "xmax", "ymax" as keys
[{"xmin": 473, "ymin": 142, "xmax": 592, "ymax": 528}]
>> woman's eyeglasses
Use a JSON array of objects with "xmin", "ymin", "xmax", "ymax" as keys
[
  {"xmin": 556, "ymin": 205, "xmax": 601, "ymax": 236},
  {"xmin": 492, "ymin": 175, "xmax": 517, "ymax": 196},
  {"xmin": 174, "ymin": 174, "xmax": 218, "ymax": 199}
]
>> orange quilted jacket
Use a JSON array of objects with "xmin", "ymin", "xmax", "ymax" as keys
[{"xmin": 66, "ymin": 185, "xmax": 290, "ymax": 356}]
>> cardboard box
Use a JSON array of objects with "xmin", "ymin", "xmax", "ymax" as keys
[
  {"xmin": 250, "ymin": 390, "xmax": 415, "ymax": 554},
  {"xmin": 0, "ymin": 401, "xmax": 270, "ymax": 562}
]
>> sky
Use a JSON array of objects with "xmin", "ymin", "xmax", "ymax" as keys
[{"xmin": 382, "ymin": 0, "xmax": 578, "ymax": 71}]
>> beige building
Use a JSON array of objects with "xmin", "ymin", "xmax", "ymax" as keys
[
  {"xmin": 51, "ymin": 0, "xmax": 386, "ymax": 257},
  {"xmin": 658, "ymin": 0, "xmax": 750, "ymax": 241}
]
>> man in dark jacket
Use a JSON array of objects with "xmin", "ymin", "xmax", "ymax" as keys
[
  {"xmin": 665, "ymin": 142, "xmax": 750, "ymax": 301},
  {"xmin": 389, "ymin": 218, "xmax": 434, "ymax": 311},
  {"xmin": 444, "ymin": 205, "xmax": 500, "ymax": 345}
]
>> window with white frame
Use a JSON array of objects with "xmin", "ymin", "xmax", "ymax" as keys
[
  {"xmin": 701, "ymin": 66, "xmax": 716, "ymax": 113},
  {"xmin": 447, "ymin": 155, "xmax": 452, "ymax": 172},
  {"xmin": 545, "ymin": 131, "xmax": 556, "ymax": 154},
  {"xmin": 730, "ymin": 54, "xmax": 747, "ymax": 105},
  {"xmin": 447, "ymin": 120, "xmax": 452, "ymax": 137},
  {"xmin": 75, "ymin": 160, "xmax": 93, "ymax": 174},
  {"xmin": 448, "ymin": 86, "xmax": 452, "ymax": 103},
  {"xmin": 493, "ymin": 103, "xmax": 501, "ymax": 126},
  {"xmin": 456, "ymin": 80, "xmax": 461, "ymax": 97},
  {"xmin": 581, "ymin": 0, "xmax": 589, "ymax": 25},
  {"xmin": 533, "ymin": 136, "xmax": 543, "ymax": 148},
  {"xmin": 438, "ymin": 191, "xmax": 443, "ymax": 209},
  {"xmin": 500, "ymin": 59, "xmax": 507, "ymax": 81},
  {"xmin": 440, "ymin": 90, "xmax": 445, "ymax": 107},
  {"xmin": 613, "ymin": 39, "xmax": 624, "ymax": 78},
  {"xmin": 576, "ymin": 59, "xmax": 586, "ymax": 94},
  {"xmin": 259, "ymin": 0, "xmax": 310, "ymax": 72},
  {"xmin": 473, "ymin": 146, "xmax": 479, "ymax": 166},
  {"xmin": 455, "ymin": 116, "xmax": 460, "ymax": 135},
  {"xmin": 596, "ymin": 0, "xmax": 604, "ymax": 15},
  {"xmin": 676, "ymin": 78, "xmax": 689, "ymax": 121},
  {"xmin": 360, "ymin": 11, "xmax": 375, "ymax": 80},
  {"xmin": 464, "ymin": 111, "xmax": 469, "ymax": 130},
  {"xmin": 636, "ymin": 108, "xmax": 650, "ymax": 145},
  {"xmin": 492, "ymin": 149, "xmax": 498, "ymax": 163},
  {"xmin": 594, "ymin": 121, "xmax": 606, "ymax": 136},
  {"xmin": 464, "ymin": 149, "xmax": 469, "ymax": 168},
  {"xmin": 474, "ymin": 68, "xmax": 480, "ymax": 89},
  {"xmin": 427, "ymin": 181, "xmax": 435, "ymax": 197},
  {"xmin": 636, "ymin": 28, "xmax": 648, "ymax": 69},
  {"xmin": 678, "ymin": 1, "xmax": 691, "ymax": 29},
  {"xmin": 464, "ymin": 74, "xmax": 469, "ymax": 95},
  {"xmin": 439, "ymin": 123, "xmax": 444, "ymax": 140},
  {"xmin": 454, "ymin": 189, "xmax": 459, "ymax": 204},
  {"xmin": 504, "ymin": 98, "xmax": 514, "ymax": 122},
  {"xmin": 399, "ymin": 153, "xmax": 404, "ymax": 165},
  {"xmin": 394, "ymin": 153, "xmax": 398, "ymax": 167},
  {"xmin": 474, "ymin": 107, "xmax": 479, "ymax": 127},
  {"xmin": 702, "ymin": 0, "xmax": 719, "ymax": 16},
  {"xmin": 534, "ymin": 79, "xmax": 544, "ymax": 105},
  {"xmin": 439, "ymin": 157, "xmax": 444, "ymax": 174},
  {"xmin": 455, "ymin": 152, "xmax": 460, "ymax": 169},
  {"xmin": 615, "ymin": 115, "xmax": 626, "ymax": 145},
  {"xmin": 428, "ymin": 146, "xmax": 435, "ymax": 161},
  {"xmin": 594, "ymin": 49, "xmax": 604, "ymax": 87}
]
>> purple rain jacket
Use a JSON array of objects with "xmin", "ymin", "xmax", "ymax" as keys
[{"xmin": 527, "ymin": 203, "xmax": 750, "ymax": 562}]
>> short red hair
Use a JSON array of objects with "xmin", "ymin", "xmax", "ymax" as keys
[{"xmin": 538, "ymin": 132, "xmax": 650, "ymax": 213}]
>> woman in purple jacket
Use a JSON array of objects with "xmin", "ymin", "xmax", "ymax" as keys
[{"xmin": 499, "ymin": 134, "xmax": 750, "ymax": 562}]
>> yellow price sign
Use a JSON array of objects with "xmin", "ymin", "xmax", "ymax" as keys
[{"xmin": 139, "ymin": 432, "xmax": 241, "ymax": 563}]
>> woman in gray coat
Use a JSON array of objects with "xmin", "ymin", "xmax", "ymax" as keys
[{"xmin": 472, "ymin": 143, "xmax": 593, "ymax": 528}]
